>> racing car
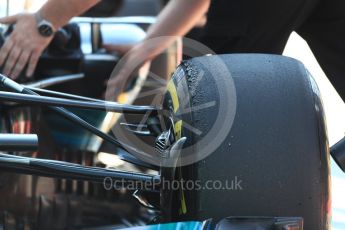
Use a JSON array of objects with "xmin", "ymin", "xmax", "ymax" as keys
[{"xmin": 0, "ymin": 5, "xmax": 345, "ymax": 230}]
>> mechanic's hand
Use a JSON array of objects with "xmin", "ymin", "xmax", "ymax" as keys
[
  {"xmin": 105, "ymin": 43, "xmax": 151, "ymax": 101},
  {"xmin": 0, "ymin": 13, "xmax": 53, "ymax": 79},
  {"xmin": 103, "ymin": 44, "xmax": 134, "ymax": 55}
]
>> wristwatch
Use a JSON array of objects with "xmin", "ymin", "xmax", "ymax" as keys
[{"xmin": 35, "ymin": 12, "xmax": 56, "ymax": 37}]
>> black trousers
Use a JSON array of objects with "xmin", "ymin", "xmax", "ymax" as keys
[{"xmin": 199, "ymin": 0, "xmax": 345, "ymax": 100}]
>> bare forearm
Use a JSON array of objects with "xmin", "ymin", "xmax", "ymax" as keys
[
  {"xmin": 39, "ymin": 0, "xmax": 101, "ymax": 29},
  {"xmin": 142, "ymin": 0, "xmax": 210, "ymax": 59},
  {"xmin": 105, "ymin": 0, "xmax": 211, "ymax": 98},
  {"xmin": 146, "ymin": 0, "xmax": 210, "ymax": 39}
]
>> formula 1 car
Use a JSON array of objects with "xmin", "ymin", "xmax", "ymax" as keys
[{"xmin": 1, "ymin": 12, "xmax": 345, "ymax": 230}]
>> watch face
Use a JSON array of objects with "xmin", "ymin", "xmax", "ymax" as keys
[{"xmin": 38, "ymin": 23, "xmax": 53, "ymax": 37}]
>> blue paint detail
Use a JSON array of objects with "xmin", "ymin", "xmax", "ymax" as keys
[{"xmin": 125, "ymin": 222, "xmax": 204, "ymax": 230}]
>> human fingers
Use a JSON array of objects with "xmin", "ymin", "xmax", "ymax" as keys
[
  {"xmin": 26, "ymin": 51, "xmax": 41, "ymax": 78},
  {"xmin": 10, "ymin": 50, "xmax": 30, "ymax": 79},
  {"xmin": 0, "ymin": 14, "xmax": 19, "ymax": 24},
  {"xmin": 105, "ymin": 75, "xmax": 125, "ymax": 101},
  {"xmin": 103, "ymin": 44, "xmax": 134, "ymax": 54},
  {"xmin": 0, "ymin": 39, "xmax": 14, "ymax": 67},
  {"xmin": 3, "ymin": 46, "xmax": 21, "ymax": 77}
]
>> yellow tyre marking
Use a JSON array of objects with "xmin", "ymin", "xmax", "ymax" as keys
[
  {"xmin": 174, "ymin": 120, "xmax": 182, "ymax": 140},
  {"xmin": 167, "ymin": 80, "xmax": 187, "ymax": 215},
  {"xmin": 180, "ymin": 190, "xmax": 187, "ymax": 215},
  {"xmin": 167, "ymin": 80, "xmax": 179, "ymax": 113}
]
